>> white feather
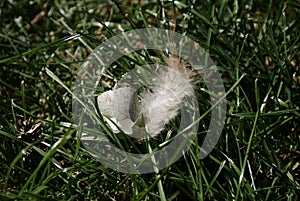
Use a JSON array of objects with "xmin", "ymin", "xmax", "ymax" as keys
[{"xmin": 140, "ymin": 66, "xmax": 194, "ymax": 137}]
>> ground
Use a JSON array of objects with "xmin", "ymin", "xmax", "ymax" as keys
[{"xmin": 0, "ymin": 0, "xmax": 300, "ymax": 200}]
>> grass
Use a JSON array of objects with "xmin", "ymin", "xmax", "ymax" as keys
[{"xmin": 0, "ymin": 0, "xmax": 300, "ymax": 200}]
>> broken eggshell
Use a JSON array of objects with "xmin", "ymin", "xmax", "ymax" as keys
[{"xmin": 97, "ymin": 87, "xmax": 142, "ymax": 136}]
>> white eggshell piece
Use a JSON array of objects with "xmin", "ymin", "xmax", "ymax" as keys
[{"xmin": 97, "ymin": 87, "xmax": 136, "ymax": 134}]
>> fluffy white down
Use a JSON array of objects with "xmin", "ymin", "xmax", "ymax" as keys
[{"xmin": 140, "ymin": 67, "xmax": 194, "ymax": 137}]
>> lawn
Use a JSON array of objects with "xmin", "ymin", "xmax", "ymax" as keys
[{"xmin": 0, "ymin": 0, "xmax": 300, "ymax": 200}]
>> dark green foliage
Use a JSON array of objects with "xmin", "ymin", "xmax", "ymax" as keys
[{"xmin": 0, "ymin": 0, "xmax": 299, "ymax": 200}]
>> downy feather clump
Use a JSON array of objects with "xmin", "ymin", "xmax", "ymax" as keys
[{"xmin": 139, "ymin": 58, "xmax": 195, "ymax": 137}]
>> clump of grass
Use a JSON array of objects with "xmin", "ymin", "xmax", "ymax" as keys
[{"xmin": 1, "ymin": 0, "xmax": 300, "ymax": 200}]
